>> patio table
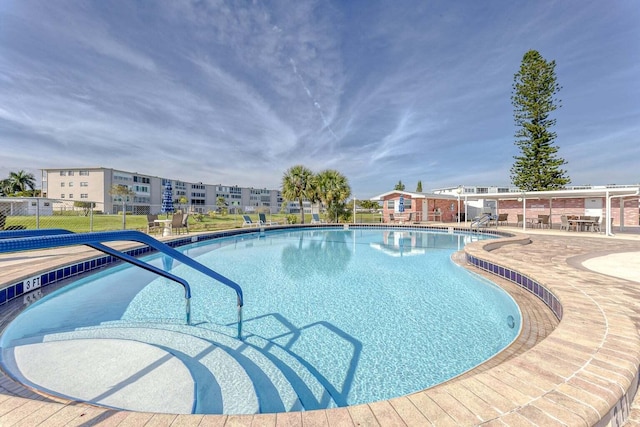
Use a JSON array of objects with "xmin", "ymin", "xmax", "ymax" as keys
[
  {"xmin": 569, "ymin": 219, "xmax": 596, "ymax": 231},
  {"xmin": 154, "ymin": 219, "xmax": 173, "ymax": 236}
]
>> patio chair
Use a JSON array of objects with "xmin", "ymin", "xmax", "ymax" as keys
[
  {"xmin": 146, "ymin": 214, "xmax": 160, "ymax": 234},
  {"xmin": 259, "ymin": 213, "xmax": 279, "ymax": 226},
  {"xmin": 497, "ymin": 213, "xmax": 509, "ymax": 226},
  {"xmin": 170, "ymin": 213, "xmax": 187, "ymax": 234},
  {"xmin": 311, "ymin": 213, "xmax": 324, "ymax": 224},
  {"xmin": 388, "ymin": 213, "xmax": 396, "ymax": 223},
  {"xmin": 538, "ymin": 215, "xmax": 550, "ymax": 229},
  {"xmin": 181, "ymin": 213, "xmax": 190, "ymax": 234},
  {"xmin": 242, "ymin": 215, "xmax": 258, "ymax": 227},
  {"xmin": 560, "ymin": 215, "xmax": 575, "ymax": 231},
  {"xmin": 516, "ymin": 214, "xmax": 524, "ymax": 227}
]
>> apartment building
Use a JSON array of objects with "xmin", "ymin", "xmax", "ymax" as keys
[{"xmin": 41, "ymin": 167, "xmax": 284, "ymax": 214}]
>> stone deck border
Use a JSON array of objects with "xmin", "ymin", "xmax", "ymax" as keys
[{"xmin": 1, "ymin": 225, "xmax": 640, "ymax": 426}]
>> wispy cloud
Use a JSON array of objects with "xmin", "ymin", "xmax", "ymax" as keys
[{"xmin": 0, "ymin": 0, "xmax": 638, "ymax": 195}]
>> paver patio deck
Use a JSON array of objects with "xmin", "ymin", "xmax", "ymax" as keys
[{"xmin": 0, "ymin": 225, "xmax": 639, "ymax": 426}]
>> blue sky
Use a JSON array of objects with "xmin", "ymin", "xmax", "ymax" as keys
[{"xmin": 1, "ymin": 1, "xmax": 638, "ymax": 198}]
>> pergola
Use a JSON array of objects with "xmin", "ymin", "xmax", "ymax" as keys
[{"xmin": 465, "ymin": 186, "xmax": 640, "ymax": 236}]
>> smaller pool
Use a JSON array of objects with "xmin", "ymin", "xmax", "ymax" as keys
[{"xmin": 1, "ymin": 227, "xmax": 521, "ymax": 413}]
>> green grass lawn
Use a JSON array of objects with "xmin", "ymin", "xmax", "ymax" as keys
[{"xmin": 3, "ymin": 211, "xmax": 383, "ymax": 233}]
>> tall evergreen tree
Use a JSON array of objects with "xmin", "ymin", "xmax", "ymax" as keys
[
  {"xmin": 511, "ymin": 50, "xmax": 570, "ymax": 191},
  {"xmin": 394, "ymin": 180, "xmax": 405, "ymax": 191},
  {"xmin": 416, "ymin": 180, "xmax": 423, "ymax": 192}
]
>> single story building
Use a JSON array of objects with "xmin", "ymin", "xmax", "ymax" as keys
[
  {"xmin": 0, "ymin": 197, "xmax": 54, "ymax": 216},
  {"xmin": 370, "ymin": 190, "xmax": 463, "ymax": 223}
]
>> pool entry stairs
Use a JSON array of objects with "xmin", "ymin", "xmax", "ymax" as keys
[
  {"xmin": 0, "ymin": 229, "xmax": 339, "ymax": 414},
  {"xmin": 2, "ymin": 321, "xmax": 339, "ymax": 414}
]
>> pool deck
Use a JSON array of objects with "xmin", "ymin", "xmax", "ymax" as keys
[{"xmin": 1, "ymin": 225, "xmax": 640, "ymax": 426}]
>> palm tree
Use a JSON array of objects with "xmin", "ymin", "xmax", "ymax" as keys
[
  {"xmin": 0, "ymin": 179, "xmax": 11, "ymax": 196},
  {"xmin": 315, "ymin": 169, "xmax": 351, "ymax": 223},
  {"xmin": 281, "ymin": 165, "xmax": 314, "ymax": 224},
  {"xmin": 6, "ymin": 170, "xmax": 36, "ymax": 195}
]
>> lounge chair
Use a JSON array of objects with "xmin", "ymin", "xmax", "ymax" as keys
[
  {"xmin": 259, "ymin": 213, "xmax": 279, "ymax": 226},
  {"xmin": 242, "ymin": 215, "xmax": 258, "ymax": 227},
  {"xmin": 311, "ymin": 213, "xmax": 324, "ymax": 224}
]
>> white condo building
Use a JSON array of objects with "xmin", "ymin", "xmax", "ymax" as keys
[{"xmin": 41, "ymin": 167, "xmax": 285, "ymax": 214}]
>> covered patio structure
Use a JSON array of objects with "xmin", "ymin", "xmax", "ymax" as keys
[{"xmin": 473, "ymin": 186, "xmax": 640, "ymax": 236}]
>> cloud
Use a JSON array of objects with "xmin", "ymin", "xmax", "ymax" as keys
[{"xmin": 0, "ymin": 0, "xmax": 638, "ymax": 197}]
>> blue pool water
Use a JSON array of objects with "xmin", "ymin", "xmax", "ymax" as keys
[{"xmin": 2, "ymin": 228, "xmax": 521, "ymax": 409}]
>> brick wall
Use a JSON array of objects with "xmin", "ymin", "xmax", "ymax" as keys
[{"xmin": 497, "ymin": 197, "xmax": 639, "ymax": 227}]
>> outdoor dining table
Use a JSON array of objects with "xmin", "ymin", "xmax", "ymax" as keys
[{"xmin": 568, "ymin": 219, "xmax": 597, "ymax": 231}]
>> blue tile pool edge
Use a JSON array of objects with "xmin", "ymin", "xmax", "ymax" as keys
[{"xmin": 464, "ymin": 253, "xmax": 563, "ymax": 321}]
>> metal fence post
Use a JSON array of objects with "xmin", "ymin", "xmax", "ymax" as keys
[{"xmin": 35, "ymin": 197, "xmax": 40, "ymax": 229}]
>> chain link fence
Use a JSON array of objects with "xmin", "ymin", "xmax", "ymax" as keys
[{"xmin": 1, "ymin": 198, "xmax": 385, "ymax": 233}]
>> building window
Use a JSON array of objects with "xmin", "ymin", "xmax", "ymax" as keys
[
  {"xmin": 68, "ymin": 182, "xmax": 74, "ymax": 187},
  {"xmin": 61, "ymin": 194, "xmax": 65, "ymax": 198},
  {"xmin": 79, "ymin": 170, "xmax": 89, "ymax": 176},
  {"xmin": 80, "ymin": 182, "xmax": 88, "ymax": 187},
  {"xmin": 387, "ymin": 200, "xmax": 395, "ymax": 210},
  {"xmin": 68, "ymin": 194, "xmax": 74, "ymax": 198},
  {"xmin": 81, "ymin": 194, "xmax": 88, "ymax": 199},
  {"xmin": 68, "ymin": 171, "xmax": 74, "ymax": 176},
  {"xmin": 60, "ymin": 182, "xmax": 65, "ymax": 187},
  {"xmin": 59, "ymin": 171, "xmax": 66, "ymax": 176}
]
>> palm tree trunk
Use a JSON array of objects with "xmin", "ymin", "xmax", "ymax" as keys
[{"xmin": 299, "ymin": 197, "xmax": 305, "ymax": 224}]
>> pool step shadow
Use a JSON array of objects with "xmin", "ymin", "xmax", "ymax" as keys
[{"xmin": 5, "ymin": 321, "xmax": 337, "ymax": 414}]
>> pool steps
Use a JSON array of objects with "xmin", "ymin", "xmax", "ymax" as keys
[{"xmin": 4, "ymin": 321, "xmax": 337, "ymax": 414}]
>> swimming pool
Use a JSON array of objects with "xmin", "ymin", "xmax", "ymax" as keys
[{"xmin": 1, "ymin": 227, "xmax": 521, "ymax": 414}]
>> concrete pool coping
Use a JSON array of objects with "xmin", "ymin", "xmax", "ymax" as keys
[{"xmin": 1, "ymin": 224, "xmax": 640, "ymax": 425}]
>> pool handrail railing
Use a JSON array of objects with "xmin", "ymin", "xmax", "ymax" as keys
[
  {"xmin": 0, "ymin": 228, "xmax": 195, "ymax": 325},
  {"xmin": 0, "ymin": 230, "xmax": 245, "ymax": 337}
]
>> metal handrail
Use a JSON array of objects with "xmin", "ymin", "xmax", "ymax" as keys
[{"xmin": 0, "ymin": 230, "xmax": 245, "ymax": 338}]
